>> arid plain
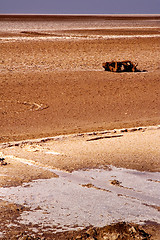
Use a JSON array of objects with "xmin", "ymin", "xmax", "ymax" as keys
[{"xmin": 0, "ymin": 15, "xmax": 160, "ymax": 239}]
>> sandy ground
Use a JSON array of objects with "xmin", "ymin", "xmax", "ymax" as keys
[
  {"xmin": 0, "ymin": 15, "xmax": 160, "ymax": 239},
  {"xmin": 0, "ymin": 127, "xmax": 160, "ymax": 188},
  {"xmin": 0, "ymin": 29, "xmax": 160, "ymax": 143},
  {"xmin": 0, "ymin": 128, "xmax": 160, "ymax": 239}
]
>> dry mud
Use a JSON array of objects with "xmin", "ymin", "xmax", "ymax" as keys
[
  {"xmin": 0, "ymin": 16, "xmax": 160, "ymax": 143},
  {"xmin": 0, "ymin": 15, "xmax": 160, "ymax": 239},
  {"xmin": 0, "ymin": 128, "xmax": 160, "ymax": 239}
]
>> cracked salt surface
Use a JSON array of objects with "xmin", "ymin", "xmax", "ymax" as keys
[{"xmin": 0, "ymin": 166, "xmax": 160, "ymax": 232}]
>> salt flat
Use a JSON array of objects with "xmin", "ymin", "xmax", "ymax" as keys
[{"xmin": 0, "ymin": 14, "xmax": 160, "ymax": 239}]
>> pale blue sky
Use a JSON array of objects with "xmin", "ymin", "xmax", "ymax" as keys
[{"xmin": 0, "ymin": 0, "xmax": 160, "ymax": 14}]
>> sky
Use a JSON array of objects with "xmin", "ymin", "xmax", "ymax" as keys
[{"xmin": 0, "ymin": 0, "xmax": 160, "ymax": 14}]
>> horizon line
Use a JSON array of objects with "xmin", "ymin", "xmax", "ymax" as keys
[{"xmin": 0, "ymin": 13, "xmax": 160, "ymax": 16}]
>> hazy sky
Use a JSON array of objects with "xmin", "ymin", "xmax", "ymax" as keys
[{"xmin": 0, "ymin": 0, "xmax": 160, "ymax": 14}]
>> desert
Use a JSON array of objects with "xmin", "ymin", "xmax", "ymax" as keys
[{"xmin": 0, "ymin": 15, "xmax": 160, "ymax": 239}]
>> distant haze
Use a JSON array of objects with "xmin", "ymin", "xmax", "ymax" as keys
[{"xmin": 0, "ymin": 0, "xmax": 160, "ymax": 14}]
